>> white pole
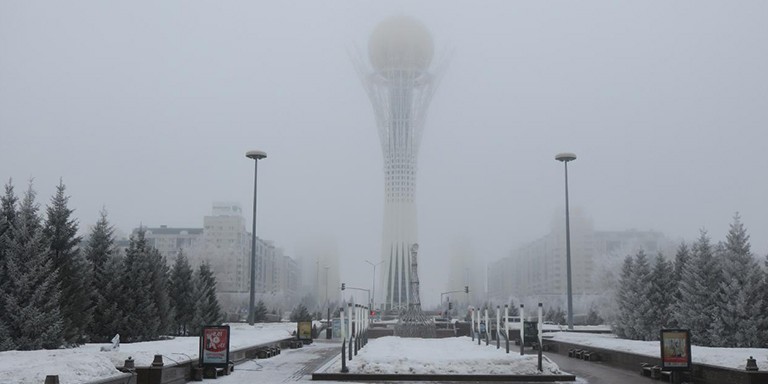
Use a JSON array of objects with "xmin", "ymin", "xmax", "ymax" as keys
[
  {"xmin": 340, "ymin": 309, "xmax": 346, "ymax": 340},
  {"xmin": 470, "ymin": 307, "xmax": 475, "ymax": 338},
  {"xmin": 348, "ymin": 303, "xmax": 353, "ymax": 341},
  {"xmin": 484, "ymin": 308, "xmax": 489, "ymax": 345},
  {"xmin": 504, "ymin": 305, "xmax": 509, "ymax": 338},
  {"xmin": 496, "ymin": 306, "xmax": 501, "ymax": 349},
  {"xmin": 538, "ymin": 303, "xmax": 543, "ymax": 347},
  {"xmin": 520, "ymin": 304, "xmax": 525, "ymax": 355}
]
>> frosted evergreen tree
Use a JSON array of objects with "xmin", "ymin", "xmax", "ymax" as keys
[
  {"xmin": 710, "ymin": 214, "xmax": 763, "ymax": 347},
  {"xmin": 121, "ymin": 229, "xmax": 160, "ymax": 341},
  {"xmin": 148, "ymin": 247, "xmax": 172, "ymax": 336},
  {"xmin": 169, "ymin": 250, "xmax": 195, "ymax": 335},
  {"xmin": 290, "ymin": 303, "xmax": 312, "ymax": 322},
  {"xmin": 254, "ymin": 300, "xmax": 268, "ymax": 323},
  {"xmin": 585, "ymin": 306, "xmax": 604, "ymax": 325},
  {"xmin": 84, "ymin": 209, "xmax": 117, "ymax": 341},
  {"xmin": 613, "ymin": 255, "xmax": 635, "ymax": 339},
  {"xmin": 668, "ymin": 243, "xmax": 690, "ymax": 328},
  {"xmin": 676, "ymin": 230, "xmax": 718, "ymax": 345},
  {"xmin": 648, "ymin": 253, "xmax": 675, "ymax": 334},
  {"xmin": 0, "ymin": 180, "xmax": 19, "ymax": 350},
  {"xmin": 44, "ymin": 181, "xmax": 92, "ymax": 346},
  {"xmin": 630, "ymin": 251, "xmax": 654, "ymax": 340},
  {"xmin": 4, "ymin": 183, "xmax": 63, "ymax": 349},
  {"xmin": 763, "ymin": 254, "xmax": 768, "ymax": 346},
  {"xmin": 506, "ymin": 299, "xmax": 520, "ymax": 317},
  {"xmin": 190, "ymin": 262, "xmax": 222, "ymax": 335},
  {"xmin": 93, "ymin": 251, "xmax": 125, "ymax": 342}
]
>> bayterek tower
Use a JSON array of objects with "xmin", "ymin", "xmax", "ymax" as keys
[{"xmin": 355, "ymin": 16, "xmax": 443, "ymax": 311}]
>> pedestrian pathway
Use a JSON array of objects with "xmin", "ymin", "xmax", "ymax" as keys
[{"xmin": 545, "ymin": 351, "xmax": 652, "ymax": 384}]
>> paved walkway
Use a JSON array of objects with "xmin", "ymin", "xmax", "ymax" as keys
[{"xmin": 545, "ymin": 351, "xmax": 654, "ymax": 384}]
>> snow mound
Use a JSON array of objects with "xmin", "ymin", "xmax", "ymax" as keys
[{"xmin": 344, "ymin": 336, "xmax": 562, "ymax": 375}]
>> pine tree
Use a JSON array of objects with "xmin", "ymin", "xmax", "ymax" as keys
[
  {"xmin": 148, "ymin": 247, "xmax": 172, "ymax": 337},
  {"xmin": 93, "ymin": 251, "xmax": 125, "ymax": 342},
  {"xmin": 613, "ymin": 255, "xmax": 635, "ymax": 339},
  {"xmin": 44, "ymin": 181, "xmax": 91, "ymax": 346},
  {"xmin": 668, "ymin": 243, "xmax": 690, "ymax": 328},
  {"xmin": 190, "ymin": 262, "xmax": 222, "ymax": 335},
  {"xmin": 648, "ymin": 253, "xmax": 675, "ymax": 333},
  {"xmin": 0, "ymin": 180, "xmax": 19, "ymax": 351},
  {"xmin": 254, "ymin": 300, "xmax": 268, "ymax": 323},
  {"xmin": 709, "ymin": 214, "xmax": 763, "ymax": 347},
  {"xmin": 630, "ymin": 251, "xmax": 655, "ymax": 340},
  {"xmin": 84, "ymin": 209, "xmax": 117, "ymax": 341},
  {"xmin": 121, "ymin": 229, "xmax": 160, "ymax": 341},
  {"xmin": 290, "ymin": 303, "xmax": 312, "ymax": 322},
  {"xmin": 169, "ymin": 250, "xmax": 195, "ymax": 335},
  {"xmin": 585, "ymin": 306, "xmax": 604, "ymax": 325},
  {"xmin": 676, "ymin": 230, "xmax": 718, "ymax": 345},
  {"xmin": 4, "ymin": 183, "xmax": 63, "ymax": 349}
]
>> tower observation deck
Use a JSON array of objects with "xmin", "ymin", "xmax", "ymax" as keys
[{"xmin": 355, "ymin": 16, "xmax": 443, "ymax": 311}]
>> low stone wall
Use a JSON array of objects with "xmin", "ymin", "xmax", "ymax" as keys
[
  {"xmin": 91, "ymin": 337, "xmax": 294, "ymax": 384},
  {"xmin": 544, "ymin": 338, "xmax": 768, "ymax": 384}
]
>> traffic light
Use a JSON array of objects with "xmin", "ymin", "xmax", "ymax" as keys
[
  {"xmin": 448, "ymin": 302, "xmax": 453, "ymax": 310},
  {"xmin": 341, "ymin": 283, "xmax": 345, "ymax": 290},
  {"xmin": 464, "ymin": 286, "xmax": 469, "ymax": 293}
]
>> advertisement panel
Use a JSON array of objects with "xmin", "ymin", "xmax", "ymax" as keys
[
  {"xmin": 297, "ymin": 321, "xmax": 313, "ymax": 341},
  {"xmin": 660, "ymin": 329, "xmax": 692, "ymax": 371},
  {"xmin": 200, "ymin": 325, "xmax": 230, "ymax": 367},
  {"xmin": 332, "ymin": 318, "xmax": 342, "ymax": 339}
]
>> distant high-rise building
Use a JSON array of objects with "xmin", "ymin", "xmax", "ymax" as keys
[
  {"xmin": 355, "ymin": 16, "xmax": 444, "ymax": 310},
  {"xmin": 488, "ymin": 209, "xmax": 674, "ymax": 312},
  {"xmin": 137, "ymin": 202, "xmax": 298, "ymax": 312}
]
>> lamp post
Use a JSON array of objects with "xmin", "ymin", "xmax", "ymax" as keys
[
  {"xmin": 246, "ymin": 149, "xmax": 267, "ymax": 325},
  {"xmin": 365, "ymin": 260, "xmax": 383, "ymax": 310},
  {"xmin": 324, "ymin": 266, "xmax": 330, "ymax": 306},
  {"xmin": 555, "ymin": 152, "xmax": 576, "ymax": 330}
]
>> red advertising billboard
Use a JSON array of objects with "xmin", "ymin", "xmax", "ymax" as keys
[
  {"xmin": 660, "ymin": 329, "xmax": 691, "ymax": 371},
  {"xmin": 200, "ymin": 325, "xmax": 230, "ymax": 367}
]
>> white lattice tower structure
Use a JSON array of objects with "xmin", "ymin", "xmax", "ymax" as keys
[{"xmin": 354, "ymin": 16, "xmax": 443, "ymax": 311}]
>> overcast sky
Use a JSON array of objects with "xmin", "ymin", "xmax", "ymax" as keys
[{"xmin": 2, "ymin": 1, "xmax": 767, "ymax": 305}]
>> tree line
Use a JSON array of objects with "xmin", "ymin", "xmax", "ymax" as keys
[
  {"xmin": 0, "ymin": 180, "xmax": 223, "ymax": 350},
  {"xmin": 613, "ymin": 213, "xmax": 766, "ymax": 347}
]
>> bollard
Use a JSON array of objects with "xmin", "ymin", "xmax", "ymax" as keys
[
  {"xmin": 148, "ymin": 354, "xmax": 164, "ymax": 384},
  {"xmin": 341, "ymin": 339, "xmax": 349, "ymax": 373},
  {"xmin": 746, "ymin": 356, "xmax": 759, "ymax": 371},
  {"xmin": 44, "ymin": 375, "xmax": 59, "ymax": 384},
  {"xmin": 354, "ymin": 334, "xmax": 358, "ymax": 356},
  {"xmin": 123, "ymin": 357, "xmax": 135, "ymax": 369},
  {"xmin": 348, "ymin": 335, "xmax": 353, "ymax": 361}
]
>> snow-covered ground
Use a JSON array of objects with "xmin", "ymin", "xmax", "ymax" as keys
[
  {"xmin": 326, "ymin": 336, "xmax": 563, "ymax": 375},
  {"xmin": 549, "ymin": 331, "xmax": 768, "ymax": 370},
  {"xmin": 0, "ymin": 323, "xmax": 296, "ymax": 384},
  {"xmin": 5, "ymin": 324, "xmax": 768, "ymax": 384}
]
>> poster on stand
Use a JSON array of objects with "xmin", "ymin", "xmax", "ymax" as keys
[
  {"xmin": 660, "ymin": 329, "xmax": 691, "ymax": 371},
  {"xmin": 200, "ymin": 325, "xmax": 230, "ymax": 367}
]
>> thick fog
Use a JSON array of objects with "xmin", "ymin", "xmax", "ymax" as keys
[{"xmin": 2, "ymin": 1, "xmax": 767, "ymax": 306}]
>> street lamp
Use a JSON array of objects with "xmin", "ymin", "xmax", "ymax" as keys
[
  {"xmin": 365, "ymin": 260, "xmax": 383, "ymax": 310},
  {"xmin": 324, "ymin": 266, "xmax": 330, "ymax": 306},
  {"xmin": 555, "ymin": 152, "xmax": 576, "ymax": 330},
  {"xmin": 246, "ymin": 149, "xmax": 267, "ymax": 325}
]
